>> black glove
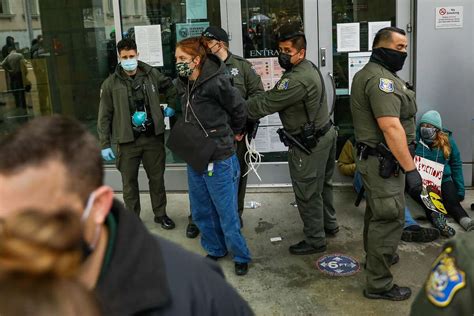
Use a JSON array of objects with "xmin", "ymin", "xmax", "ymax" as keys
[
  {"xmin": 406, "ymin": 169, "xmax": 422, "ymax": 198},
  {"xmin": 24, "ymin": 84, "xmax": 31, "ymax": 92}
]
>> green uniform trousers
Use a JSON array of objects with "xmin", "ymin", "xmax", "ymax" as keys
[
  {"xmin": 356, "ymin": 154, "xmax": 405, "ymax": 293},
  {"xmin": 116, "ymin": 133, "xmax": 167, "ymax": 218},
  {"xmin": 288, "ymin": 127, "xmax": 338, "ymax": 248},
  {"xmin": 236, "ymin": 139, "xmax": 249, "ymax": 216}
]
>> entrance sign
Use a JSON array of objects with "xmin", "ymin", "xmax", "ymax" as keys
[
  {"xmin": 317, "ymin": 254, "xmax": 360, "ymax": 277},
  {"xmin": 414, "ymin": 155, "xmax": 447, "ymax": 214},
  {"xmin": 176, "ymin": 22, "xmax": 209, "ymax": 42},
  {"xmin": 436, "ymin": 6, "xmax": 463, "ymax": 29}
]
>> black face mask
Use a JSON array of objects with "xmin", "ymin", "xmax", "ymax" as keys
[
  {"xmin": 420, "ymin": 127, "xmax": 438, "ymax": 145},
  {"xmin": 278, "ymin": 52, "xmax": 294, "ymax": 71},
  {"xmin": 371, "ymin": 47, "xmax": 407, "ymax": 73}
]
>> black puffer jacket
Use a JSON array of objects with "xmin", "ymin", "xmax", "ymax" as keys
[{"xmin": 176, "ymin": 54, "xmax": 247, "ymax": 161}]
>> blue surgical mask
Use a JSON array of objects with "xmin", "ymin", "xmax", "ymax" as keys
[
  {"xmin": 81, "ymin": 192, "xmax": 101, "ymax": 257},
  {"xmin": 121, "ymin": 58, "xmax": 138, "ymax": 72}
]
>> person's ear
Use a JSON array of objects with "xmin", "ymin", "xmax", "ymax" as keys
[
  {"xmin": 299, "ymin": 48, "xmax": 306, "ymax": 60},
  {"xmin": 193, "ymin": 55, "xmax": 201, "ymax": 66},
  {"xmin": 91, "ymin": 185, "xmax": 114, "ymax": 225},
  {"xmin": 136, "ymin": 52, "xmax": 139, "ymax": 59}
]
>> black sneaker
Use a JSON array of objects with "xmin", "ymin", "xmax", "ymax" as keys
[
  {"xmin": 235, "ymin": 262, "xmax": 249, "ymax": 276},
  {"xmin": 154, "ymin": 215, "xmax": 176, "ymax": 230},
  {"xmin": 186, "ymin": 223, "xmax": 200, "ymax": 238},
  {"xmin": 401, "ymin": 226, "xmax": 440, "ymax": 242},
  {"xmin": 289, "ymin": 240, "xmax": 326, "ymax": 255},
  {"xmin": 363, "ymin": 284, "xmax": 411, "ymax": 301},
  {"xmin": 431, "ymin": 212, "xmax": 455, "ymax": 238}
]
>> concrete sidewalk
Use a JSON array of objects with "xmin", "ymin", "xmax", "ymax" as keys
[{"xmin": 116, "ymin": 187, "xmax": 474, "ymax": 316}]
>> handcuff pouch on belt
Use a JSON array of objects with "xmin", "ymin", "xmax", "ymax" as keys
[{"xmin": 356, "ymin": 142, "xmax": 400, "ymax": 179}]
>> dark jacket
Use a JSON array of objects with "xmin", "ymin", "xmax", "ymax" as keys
[
  {"xmin": 176, "ymin": 54, "xmax": 247, "ymax": 161},
  {"xmin": 96, "ymin": 200, "xmax": 254, "ymax": 316},
  {"xmin": 415, "ymin": 127, "xmax": 465, "ymax": 199},
  {"xmin": 97, "ymin": 61, "xmax": 177, "ymax": 149}
]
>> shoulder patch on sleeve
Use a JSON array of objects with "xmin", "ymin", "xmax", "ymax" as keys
[
  {"xmin": 426, "ymin": 247, "xmax": 466, "ymax": 308},
  {"xmin": 379, "ymin": 78, "xmax": 394, "ymax": 93},
  {"xmin": 277, "ymin": 78, "xmax": 290, "ymax": 90}
]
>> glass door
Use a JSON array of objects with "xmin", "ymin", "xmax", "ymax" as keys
[{"xmin": 317, "ymin": 0, "xmax": 412, "ymax": 165}]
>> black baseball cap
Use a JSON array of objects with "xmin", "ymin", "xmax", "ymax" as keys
[
  {"xmin": 202, "ymin": 26, "xmax": 229, "ymax": 43},
  {"xmin": 277, "ymin": 23, "xmax": 305, "ymax": 41}
]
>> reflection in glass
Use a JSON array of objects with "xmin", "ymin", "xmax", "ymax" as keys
[
  {"xmin": 241, "ymin": 0, "xmax": 303, "ymax": 162},
  {"xmin": 0, "ymin": 0, "xmax": 115, "ymax": 138}
]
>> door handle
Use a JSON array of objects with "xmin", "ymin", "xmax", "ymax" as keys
[
  {"xmin": 320, "ymin": 48, "xmax": 326, "ymax": 67},
  {"xmin": 328, "ymin": 72, "xmax": 336, "ymax": 116}
]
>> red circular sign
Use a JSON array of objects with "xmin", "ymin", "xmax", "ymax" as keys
[{"xmin": 439, "ymin": 8, "xmax": 447, "ymax": 15}]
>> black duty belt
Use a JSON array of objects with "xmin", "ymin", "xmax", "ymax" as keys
[{"xmin": 316, "ymin": 120, "xmax": 333, "ymax": 138}]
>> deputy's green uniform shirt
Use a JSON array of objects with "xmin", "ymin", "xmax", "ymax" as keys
[
  {"xmin": 351, "ymin": 61, "xmax": 417, "ymax": 148},
  {"xmin": 98, "ymin": 61, "xmax": 177, "ymax": 149},
  {"xmin": 224, "ymin": 53, "xmax": 264, "ymax": 99},
  {"xmin": 411, "ymin": 233, "xmax": 474, "ymax": 315},
  {"xmin": 247, "ymin": 59, "xmax": 329, "ymax": 133}
]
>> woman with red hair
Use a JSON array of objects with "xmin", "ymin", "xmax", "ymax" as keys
[{"xmin": 170, "ymin": 37, "xmax": 251, "ymax": 276}]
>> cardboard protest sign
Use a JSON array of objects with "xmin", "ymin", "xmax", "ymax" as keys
[{"xmin": 414, "ymin": 155, "xmax": 446, "ymax": 214}]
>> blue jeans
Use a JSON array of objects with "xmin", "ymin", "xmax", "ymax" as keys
[
  {"xmin": 187, "ymin": 154, "xmax": 251, "ymax": 263},
  {"xmin": 354, "ymin": 171, "xmax": 418, "ymax": 229}
]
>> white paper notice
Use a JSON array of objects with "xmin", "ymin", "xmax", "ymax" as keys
[
  {"xmin": 348, "ymin": 52, "xmax": 371, "ymax": 92},
  {"xmin": 337, "ymin": 23, "xmax": 360, "ymax": 52},
  {"xmin": 436, "ymin": 6, "xmax": 463, "ymax": 29},
  {"xmin": 368, "ymin": 21, "xmax": 391, "ymax": 50},
  {"xmin": 135, "ymin": 25, "xmax": 164, "ymax": 67}
]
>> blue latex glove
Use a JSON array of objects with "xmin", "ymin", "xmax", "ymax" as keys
[
  {"xmin": 163, "ymin": 107, "xmax": 175, "ymax": 117},
  {"xmin": 101, "ymin": 148, "xmax": 116, "ymax": 161}
]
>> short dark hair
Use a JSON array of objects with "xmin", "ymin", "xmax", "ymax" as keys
[
  {"xmin": 116, "ymin": 38, "xmax": 137, "ymax": 54},
  {"xmin": 288, "ymin": 35, "xmax": 306, "ymax": 51},
  {"xmin": 372, "ymin": 27, "xmax": 406, "ymax": 48},
  {"xmin": 0, "ymin": 115, "xmax": 103, "ymax": 200}
]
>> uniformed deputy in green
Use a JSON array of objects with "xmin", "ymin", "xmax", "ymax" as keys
[
  {"xmin": 247, "ymin": 25, "xmax": 338, "ymax": 255},
  {"xmin": 181, "ymin": 26, "xmax": 264, "ymax": 239},
  {"xmin": 98, "ymin": 38, "xmax": 177, "ymax": 230},
  {"xmin": 351, "ymin": 27, "xmax": 423, "ymax": 300},
  {"xmin": 411, "ymin": 233, "xmax": 474, "ymax": 315}
]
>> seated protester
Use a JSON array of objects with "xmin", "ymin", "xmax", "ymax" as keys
[
  {"xmin": 337, "ymin": 136, "xmax": 439, "ymax": 243},
  {"xmin": 0, "ymin": 115, "xmax": 254, "ymax": 315},
  {"xmin": 411, "ymin": 110, "xmax": 474, "ymax": 236},
  {"xmin": 0, "ymin": 210, "xmax": 102, "ymax": 316},
  {"xmin": 170, "ymin": 37, "xmax": 251, "ymax": 276}
]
